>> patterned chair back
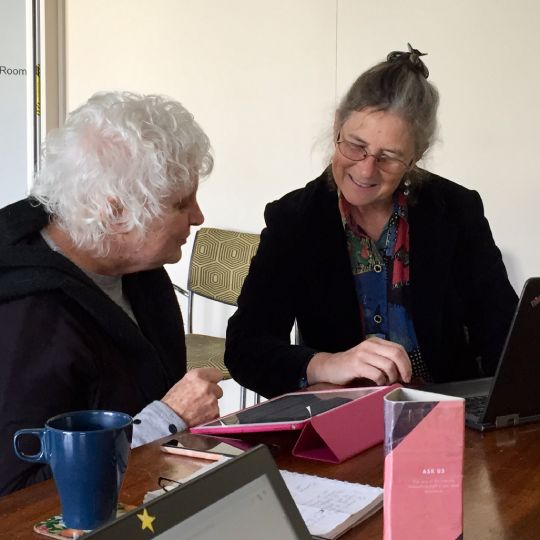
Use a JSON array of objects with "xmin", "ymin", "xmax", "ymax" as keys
[{"xmin": 188, "ymin": 227, "xmax": 260, "ymax": 306}]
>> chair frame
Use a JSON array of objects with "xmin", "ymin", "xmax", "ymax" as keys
[
  {"xmin": 172, "ymin": 283, "xmax": 194, "ymax": 334},
  {"xmin": 173, "ymin": 227, "xmax": 261, "ymax": 409}
]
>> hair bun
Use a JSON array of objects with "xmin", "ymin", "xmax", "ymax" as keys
[{"xmin": 387, "ymin": 43, "xmax": 429, "ymax": 79}]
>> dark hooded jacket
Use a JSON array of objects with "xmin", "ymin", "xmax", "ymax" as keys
[{"xmin": 0, "ymin": 199, "xmax": 186, "ymax": 495}]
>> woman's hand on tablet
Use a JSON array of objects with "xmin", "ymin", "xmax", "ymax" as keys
[
  {"xmin": 162, "ymin": 368, "xmax": 224, "ymax": 427},
  {"xmin": 306, "ymin": 337, "xmax": 412, "ymax": 387}
]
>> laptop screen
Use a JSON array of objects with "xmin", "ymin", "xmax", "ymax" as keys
[
  {"xmin": 421, "ymin": 277, "xmax": 540, "ymax": 430},
  {"xmin": 86, "ymin": 445, "xmax": 312, "ymax": 540},
  {"xmin": 155, "ymin": 474, "xmax": 301, "ymax": 539}
]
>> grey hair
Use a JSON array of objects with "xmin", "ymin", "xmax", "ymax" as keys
[
  {"xmin": 31, "ymin": 91, "xmax": 213, "ymax": 255},
  {"xmin": 334, "ymin": 46, "xmax": 439, "ymax": 190}
]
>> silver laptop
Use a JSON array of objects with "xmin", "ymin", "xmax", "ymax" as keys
[
  {"xmin": 423, "ymin": 277, "xmax": 540, "ymax": 430},
  {"xmin": 86, "ymin": 445, "xmax": 317, "ymax": 539}
]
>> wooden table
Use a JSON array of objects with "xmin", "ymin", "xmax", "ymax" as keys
[{"xmin": 1, "ymin": 423, "xmax": 540, "ymax": 539}]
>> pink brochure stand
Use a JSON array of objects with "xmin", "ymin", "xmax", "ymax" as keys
[
  {"xmin": 383, "ymin": 388, "xmax": 465, "ymax": 540},
  {"xmin": 292, "ymin": 384, "xmax": 401, "ymax": 463}
]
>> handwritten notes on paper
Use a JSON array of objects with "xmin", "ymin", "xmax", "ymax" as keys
[{"xmin": 280, "ymin": 470, "xmax": 383, "ymax": 539}]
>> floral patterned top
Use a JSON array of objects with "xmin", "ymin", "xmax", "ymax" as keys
[{"xmin": 339, "ymin": 191, "xmax": 431, "ymax": 381}]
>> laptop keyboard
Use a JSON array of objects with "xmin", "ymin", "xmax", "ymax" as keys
[{"xmin": 465, "ymin": 395, "xmax": 488, "ymax": 417}]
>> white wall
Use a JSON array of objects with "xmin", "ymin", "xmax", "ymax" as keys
[{"xmin": 64, "ymin": 0, "xmax": 540, "ymax": 337}]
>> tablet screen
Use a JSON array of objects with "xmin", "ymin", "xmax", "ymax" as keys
[{"xmin": 201, "ymin": 388, "xmax": 379, "ymax": 427}]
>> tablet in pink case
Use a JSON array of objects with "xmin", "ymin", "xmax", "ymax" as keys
[{"xmin": 192, "ymin": 385, "xmax": 400, "ymax": 463}]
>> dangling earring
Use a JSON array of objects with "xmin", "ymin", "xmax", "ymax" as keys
[{"xmin": 403, "ymin": 177, "xmax": 411, "ymax": 197}]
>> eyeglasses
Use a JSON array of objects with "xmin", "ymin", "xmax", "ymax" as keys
[
  {"xmin": 336, "ymin": 132, "xmax": 411, "ymax": 175},
  {"xmin": 158, "ymin": 476, "xmax": 182, "ymax": 493}
]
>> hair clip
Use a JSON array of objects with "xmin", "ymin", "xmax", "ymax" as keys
[{"xmin": 387, "ymin": 43, "xmax": 429, "ymax": 79}]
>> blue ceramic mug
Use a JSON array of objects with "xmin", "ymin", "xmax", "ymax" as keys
[{"xmin": 13, "ymin": 410, "xmax": 132, "ymax": 530}]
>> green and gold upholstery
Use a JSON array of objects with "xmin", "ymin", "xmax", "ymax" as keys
[
  {"xmin": 174, "ymin": 228, "xmax": 260, "ymax": 385},
  {"xmin": 188, "ymin": 228, "xmax": 260, "ymax": 306}
]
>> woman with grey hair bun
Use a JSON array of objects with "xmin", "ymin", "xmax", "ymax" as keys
[
  {"xmin": 0, "ymin": 91, "xmax": 223, "ymax": 495},
  {"xmin": 225, "ymin": 44, "xmax": 518, "ymax": 398}
]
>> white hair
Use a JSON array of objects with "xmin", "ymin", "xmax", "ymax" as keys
[{"xmin": 31, "ymin": 91, "xmax": 213, "ymax": 255}]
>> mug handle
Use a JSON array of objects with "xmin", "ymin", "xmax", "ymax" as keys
[{"xmin": 13, "ymin": 428, "xmax": 48, "ymax": 463}]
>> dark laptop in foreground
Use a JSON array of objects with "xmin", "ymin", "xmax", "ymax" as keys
[
  {"xmin": 424, "ymin": 277, "xmax": 540, "ymax": 431},
  {"xmin": 86, "ymin": 445, "xmax": 318, "ymax": 540}
]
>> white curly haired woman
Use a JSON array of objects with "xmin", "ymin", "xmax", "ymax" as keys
[{"xmin": 0, "ymin": 91, "xmax": 223, "ymax": 495}]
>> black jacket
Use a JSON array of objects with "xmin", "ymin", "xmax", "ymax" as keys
[
  {"xmin": 0, "ymin": 199, "xmax": 186, "ymax": 495},
  {"xmin": 225, "ymin": 170, "xmax": 518, "ymax": 398}
]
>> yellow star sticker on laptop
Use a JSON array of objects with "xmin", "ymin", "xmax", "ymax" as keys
[{"xmin": 137, "ymin": 508, "xmax": 156, "ymax": 532}]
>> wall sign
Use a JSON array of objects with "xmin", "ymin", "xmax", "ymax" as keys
[{"xmin": 0, "ymin": 0, "xmax": 37, "ymax": 208}]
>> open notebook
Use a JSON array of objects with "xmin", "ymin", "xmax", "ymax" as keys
[{"xmin": 280, "ymin": 470, "xmax": 383, "ymax": 539}]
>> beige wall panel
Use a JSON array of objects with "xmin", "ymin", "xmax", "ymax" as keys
[{"xmin": 65, "ymin": 0, "xmax": 336, "ymax": 228}]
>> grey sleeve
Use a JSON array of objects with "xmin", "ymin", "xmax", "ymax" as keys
[{"xmin": 131, "ymin": 400, "xmax": 187, "ymax": 448}]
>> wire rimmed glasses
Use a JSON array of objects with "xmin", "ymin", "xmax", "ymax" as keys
[
  {"xmin": 158, "ymin": 476, "xmax": 182, "ymax": 493},
  {"xmin": 336, "ymin": 132, "xmax": 412, "ymax": 175}
]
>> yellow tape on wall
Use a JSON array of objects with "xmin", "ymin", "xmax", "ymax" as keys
[{"xmin": 35, "ymin": 64, "xmax": 41, "ymax": 117}]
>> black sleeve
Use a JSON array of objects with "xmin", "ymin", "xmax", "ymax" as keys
[
  {"xmin": 0, "ymin": 293, "xmax": 98, "ymax": 495},
  {"xmin": 455, "ymin": 190, "xmax": 518, "ymax": 375},
  {"xmin": 225, "ymin": 200, "xmax": 317, "ymax": 398}
]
